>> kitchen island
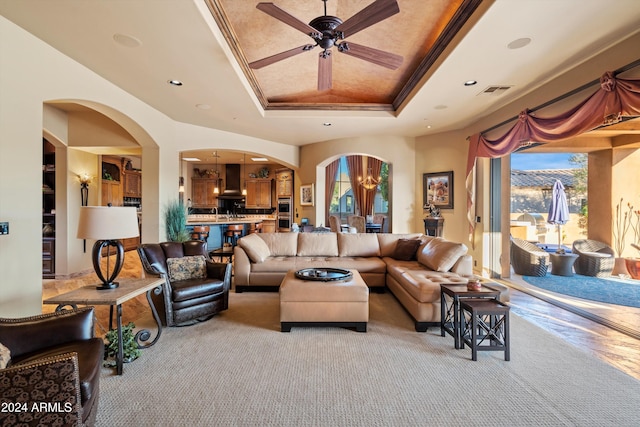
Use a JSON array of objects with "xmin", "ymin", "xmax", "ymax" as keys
[{"xmin": 186, "ymin": 214, "xmax": 276, "ymax": 250}]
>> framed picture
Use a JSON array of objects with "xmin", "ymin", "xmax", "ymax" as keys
[
  {"xmin": 423, "ymin": 171, "xmax": 453, "ymax": 209},
  {"xmin": 300, "ymin": 183, "xmax": 314, "ymax": 206}
]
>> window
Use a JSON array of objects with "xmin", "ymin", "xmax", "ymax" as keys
[{"xmin": 328, "ymin": 156, "xmax": 388, "ymax": 221}]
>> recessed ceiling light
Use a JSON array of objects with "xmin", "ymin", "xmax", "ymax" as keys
[
  {"xmin": 434, "ymin": 105, "xmax": 448, "ymax": 110},
  {"xmin": 113, "ymin": 33, "xmax": 141, "ymax": 48},
  {"xmin": 323, "ymin": 122, "xmax": 332, "ymax": 126},
  {"xmin": 196, "ymin": 104, "xmax": 211, "ymax": 110},
  {"xmin": 464, "ymin": 80, "xmax": 477, "ymax": 86},
  {"xmin": 507, "ymin": 37, "xmax": 532, "ymax": 50},
  {"xmin": 182, "ymin": 157, "xmax": 201, "ymax": 162},
  {"xmin": 168, "ymin": 80, "xmax": 183, "ymax": 86},
  {"xmin": 251, "ymin": 157, "xmax": 268, "ymax": 162}
]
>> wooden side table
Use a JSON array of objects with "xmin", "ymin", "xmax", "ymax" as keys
[
  {"xmin": 440, "ymin": 283, "xmax": 500, "ymax": 349},
  {"xmin": 43, "ymin": 277, "xmax": 164, "ymax": 375},
  {"xmin": 424, "ymin": 217, "xmax": 444, "ymax": 237}
]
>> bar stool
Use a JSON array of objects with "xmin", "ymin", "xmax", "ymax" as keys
[
  {"xmin": 224, "ymin": 224, "xmax": 243, "ymax": 247},
  {"xmin": 190, "ymin": 225, "xmax": 210, "ymax": 242},
  {"xmin": 249, "ymin": 222, "xmax": 263, "ymax": 234},
  {"xmin": 459, "ymin": 299, "xmax": 510, "ymax": 361}
]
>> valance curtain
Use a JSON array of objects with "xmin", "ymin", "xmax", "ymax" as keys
[
  {"xmin": 325, "ymin": 159, "xmax": 339, "ymax": 225},
  {"xmin": 465, "ymin": 71, "xmax": 640, "ymax": 242}
]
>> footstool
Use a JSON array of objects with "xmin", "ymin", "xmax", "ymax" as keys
[
  {"xmin": 279, "ymin": 269, "xmax": 369, "ymax": 332},
  {"xmin": 459, "ymin": 299, "xmax": 510, "ymax": 361}
]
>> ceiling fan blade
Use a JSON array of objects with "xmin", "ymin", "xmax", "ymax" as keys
[
  {"xmin": 335, "ymin": 0, "xmax": 400, "ymax": 38},
  {"xmin": 249, "ymin": 45, "xmax": 315, "ymax": 69},
  {"xmin": 339, "ymin": 41, "xmax": 403, "ymax": 69},
  {"xmin": 318, "ymin": 53, "xmax": 332, "ymax": 91},
  {"xmin": 257, "ymin": 3, "xmax": 321, "ymax": 38}
]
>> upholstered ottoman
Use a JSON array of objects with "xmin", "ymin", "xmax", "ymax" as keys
[{"xmin": 280, "ymin": 269, "xmax": 369, "ymax": 332}]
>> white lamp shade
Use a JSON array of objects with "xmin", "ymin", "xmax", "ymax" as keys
[{"xmin": 77, "ymin": 206, "xmax": 139, "ymax": 240}]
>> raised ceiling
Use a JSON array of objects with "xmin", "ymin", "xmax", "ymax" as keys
[
  {"xmin": 1, "ymin": 0, "xmax": 640, "ymax": 149},
  {"xmin": 208, "ymin": 0, "xmax": 477, "ymax": 109}
]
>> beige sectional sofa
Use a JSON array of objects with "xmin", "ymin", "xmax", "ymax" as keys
[{"xmin": 234, "ymin": 232, "xmax": 508, "ymax": 331}]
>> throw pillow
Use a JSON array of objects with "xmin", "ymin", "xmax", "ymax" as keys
[
  {"xmin": 392, "ymin": 238, "xmax": 421, "ymax": 261},
  {"xmin": 238, "ymin": 233, "xmax": 271, "ymax": 263},
  {"xmin": 0, "ymin": 342, "xmax": 10, "ymax": 369},
  {"xmin": 418, "ymin": 238, "xmax": 468, "ymax": 272},
  {"xmin": 166, "ymin": 255, "xmax": 207, "ymax": 281}
]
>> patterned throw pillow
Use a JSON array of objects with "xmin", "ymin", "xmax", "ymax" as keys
[
  {"xmin": 166, "ymin": 255, "xmax": 207, "ymax": 282},
  {"xmin": 0, "ymin": 341, "xmax": 10, "ymax": 369}
]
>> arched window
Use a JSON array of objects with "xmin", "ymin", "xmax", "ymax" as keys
[{"xmin": 327, "ymin": 156, "xmax": 388, "ymax": 224}]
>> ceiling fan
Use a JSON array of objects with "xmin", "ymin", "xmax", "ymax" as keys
[{"xmin": 249, "ymin": 0, "xmax": 403, "ymax": 91}]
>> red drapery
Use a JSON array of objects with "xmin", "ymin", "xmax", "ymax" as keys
[
  {"xmin": 465, "ymin": 71, "xmax": 640, "ymax": 241},
  {"xmin": 346, "ymin": 155, "xmax": 365, "ymax": 215},
  {"xmin": 365, "ymin": 157, "xmax": 383, "ymax": 216},
  {"xmin": 325, "ymin": 159, "xmax": 339, "ymax": 225}
]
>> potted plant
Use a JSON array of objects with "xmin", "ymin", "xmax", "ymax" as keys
[
  {"xmin": 103, "ymin": 322, "xmax": 141, "ymax": 367},
  {"xmin": 165, "ymin": 199, "xmax": 190, "ymax": 242}
]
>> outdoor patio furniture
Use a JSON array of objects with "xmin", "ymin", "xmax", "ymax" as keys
[
  {"xmin": 572, "ymin": 239, "xmax": 615, "ymax": 277},
  {"xmin": 510, "ymin": 237, "xmax": 550, "ymax": 277}
]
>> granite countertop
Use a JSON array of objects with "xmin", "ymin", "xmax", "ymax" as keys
[{"xmin": 187, "ymin": 214, "xmax": 275, "ymax": 225}]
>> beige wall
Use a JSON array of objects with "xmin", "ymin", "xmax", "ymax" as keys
[
  {"xmin": 299, "ymin": 135, "xmax": 416, "ymax": 232},
  {"xmin": 0, "ymin": 17, "xmax": 298, "ymax": 317}
]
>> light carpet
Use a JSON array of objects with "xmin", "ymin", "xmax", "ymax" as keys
[{"xmin": 97, "ymin": 291, "xmax": 640, "ymax": 426}]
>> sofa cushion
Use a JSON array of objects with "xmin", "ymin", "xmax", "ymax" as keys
[
  {"xmin": 0, "ymin": 342, "xmax": 10, "ymax": 369},
  {"xmin": 258, "ymin": 233, "xmax": 298, "ymax": 256},
  {"xmin": 338, "ymin": 233, "xmax": 380, "ymax": 257},
  {"xmin": 418, "ymin": 238, "xmax": 468, "ymax": 272},
  {"xmin": 166, "ymin": 255, "xmax": 207, "ymax": 281},
  {"xmin": 377, "ymin": 233, "xmax": 423, "ymax": 257},
  {"xmin": 297, "ymin": 233, "xmax": 339, "ymax": 257},
  {"xmin": 238, "ymin": 233, "xmax": 271, "ymax": 263},
  {"xmin": 392, "ymin": 238, "xmax": 422, "ymax": 261}
]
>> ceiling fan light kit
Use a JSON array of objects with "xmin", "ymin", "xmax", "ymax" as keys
[{"xmin": 250, "ymin": 0, "xmax": 403, "ymax": 91}]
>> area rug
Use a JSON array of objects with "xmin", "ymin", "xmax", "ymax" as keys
[
  {"xmin": 522, "ymin": 273, "xmax": 640, "ymax": 308},
  {"xmin": 96, "ymin": 292, "xmax": 640, "ymax": 426}
]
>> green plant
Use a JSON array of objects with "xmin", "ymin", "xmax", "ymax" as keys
[
  {"xmin": 165, "ymin": 199, "xmax": 190, "ymax": 242},
  {"xmin": 104, "ymin": 322, "xmax": 141, "ymax": 366}
]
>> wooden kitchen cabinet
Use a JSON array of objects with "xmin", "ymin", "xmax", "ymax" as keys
[
  {"xmin": 261, "ymin": 219, "xmax": 276, "ymax": 233},
  {"xmin": 122, "ymin": 170, "xmax": 141, "ymax": 198},
  {"xmin": 276, "ymin": 169, "xmax": 293, "ymax": 197},
  {"xmin": 192, "ymin": 178, "xmax": 219, "ymax": 207},
  {"xmin": 102, "ymin": 180, "xmax": 122, "ymax": 206},
  {"xmin": 245, "ymin": 179, "xmax": 272, "ymax": 208}
]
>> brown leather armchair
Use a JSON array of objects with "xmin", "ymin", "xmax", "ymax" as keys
[
  {"xmin": 137, "ymin": 241, "xmax": 231, "ymax": 327},
  {"xmin": 0, "ymin": 307, "xmax": 103, "ymax": 426}
]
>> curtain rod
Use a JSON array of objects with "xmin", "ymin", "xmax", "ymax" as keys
[{"xmin": 477, "ymin": 58, "xmax": 640, "ymax": 137}]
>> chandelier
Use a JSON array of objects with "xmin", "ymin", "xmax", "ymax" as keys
[{"xmin": 359, "ymin": 168, "xmax": 380, "ymax": 191}]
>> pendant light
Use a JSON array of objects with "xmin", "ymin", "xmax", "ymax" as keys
[{"xmin": 213, "ymin": 151, "xmax": 220, "ymax": 194}]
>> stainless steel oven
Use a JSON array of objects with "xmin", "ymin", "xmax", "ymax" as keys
[
  {"xmin": 277, "ymin": 198, "xmax": 291, "ymax": 214},
  {"xmin": 277, "ymin": 197, "xmax": 291, "ymax": 231}
]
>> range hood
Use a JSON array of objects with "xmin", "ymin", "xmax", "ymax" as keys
[{"xmin": 218, "ymin": 164, "xmax": 244, "ymax": 199}]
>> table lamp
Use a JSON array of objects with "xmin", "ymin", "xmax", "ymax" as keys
[{"xmin": 77, "ymin": 206, "xmax": 139, "ymax": 290}]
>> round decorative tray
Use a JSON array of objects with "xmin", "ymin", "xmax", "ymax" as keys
[{"xmin": 295, "ymin": 268, "xmax": 353, "ymax": 282}]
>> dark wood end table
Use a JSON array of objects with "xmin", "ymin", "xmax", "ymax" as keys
[{"xmin": 440, "ymin": 283, "xmax": 500, "ymax": 349}]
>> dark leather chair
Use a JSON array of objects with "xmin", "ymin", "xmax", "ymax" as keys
[
  {"xmin": 137, "ymin": 241, "xmax": 231, "ymax": 326},
  {"xmin": 0, "ymin": 307, "xmax": 103, "ymax": 426}
]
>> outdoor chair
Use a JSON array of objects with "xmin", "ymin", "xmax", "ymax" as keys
[
  {"xmin": 510, "ymin": 237, "xmax": 550, "ymax": 277},
  {"xmin": 572, "ymin": 239, "xmax": 614, "ymax": 277}
]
